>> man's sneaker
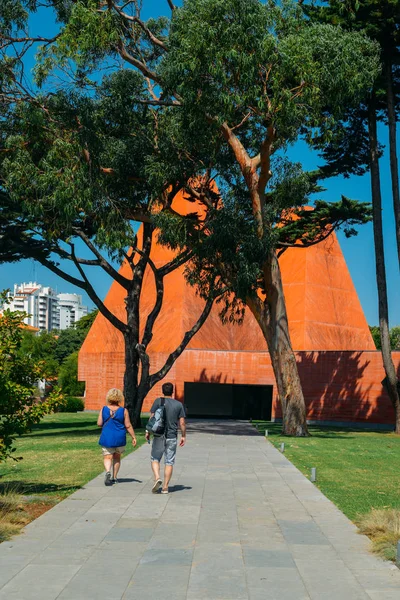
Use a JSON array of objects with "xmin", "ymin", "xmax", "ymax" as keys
[
  {"xmin": 111, "ymin": 478, "xmax": 119, "ymax": 484},
  {"xmin": 104, "ymin": 471, "xmax": 112, "ymax": 486},
  {"xmin": 152, "ymin": 478, "xmax": 162, "ymax": 493},
  {"xmin": 161, "ymin": 488, "xmax": 169, "ymax": 495}
]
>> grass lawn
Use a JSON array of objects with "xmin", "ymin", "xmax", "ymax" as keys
[
  {"xmin": 253, "ymin": 422, "xmax": 400, "ymax": 522},
  {"xmin": 0, "ymin": 412, "xmax": 146, "ymax": 540}
]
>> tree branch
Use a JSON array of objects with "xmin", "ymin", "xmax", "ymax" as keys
[
  {"xmin": 136, "ymin": 341, "xmax": 150, "ymax": 385},
  {"xmin": 220, "ymin": 120, "xmax": 264, "ymax": 237},
  {"xmin": 135, "ymin": 245, "xmax": 193, "ymax": 348},
  {"xmin": 126, "ymin": 209, "xmax": 153, "ymax": 223},
  {"xmin": 220, "ymin": 121, "xmax": 252, "ymax": 172},
  {"xmin": 276, "ymin": 223, "xmax": 337, "ymax": 256},
  {"xmin": 117, "ymin": 42, "xmax": 161, "ymax": 83},
  {"xmin": 158, "ymin": 249, "xmax": 192, "ymax": 276},
  {"xmin": 231, "ymin": 111, "xmax": 251, "ymax": 131},
  {"xmin": 1, "ymin": 34, "xmax": 60, "ymax": 45},
  {"xmin": 184, "ymin": 183, "xmax": 214, "ymax": 210},
  {"xmin": 37, "ymin": 257, "xmax": 88, "ymax": 290},
  {"xmin": 137, "ymin": 98, "xmax": 181, "ymax": 107},
  {"xmin": 131, "ymin": 243, "xmax": 158, "ymax": 275},
  {"xmin": 257, "ymin": 125, "xmax": 275, "ymax": 198},
  {"xmin": 130, "ymin": 222, "xmax": 154, "ymax": 310},
  {"xmin": 69, "ymin": 243, "xmax": 128, "ymax": 333},
  {"xmin": 149, "ymin": 296, "xmax": 214, "ymax": 387},
  {"xmin": 73, "ymin": 228, "xmax": 132, "ymax": 289},
  {"xmin": 141, "ymin": 268, "xmax": 164, "ymax": 349},
  {"xmin": 111, "ymin": 5, "xmax": 168, "ymax": 51},
  {"xmin": 246, "ymin": 294, "xmax": 270, "ymax": 339},
  {"xmin": 54, "ymin": 246, "xmax": 100, "ymax": 266}
]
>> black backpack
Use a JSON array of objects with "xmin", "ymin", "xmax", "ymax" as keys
[{"xmin": 146, "ymin": 398, "xmax": 166, "ymax": 436}]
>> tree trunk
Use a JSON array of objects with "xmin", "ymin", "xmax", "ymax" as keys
[
  {"xmin": 385, "ymin": 60, "xmax": 400, "ymax": 268},
  {"xmin": 248, "ymin": 251, "xmax": 309, "ymax": 436},
  {"xmin": 368, "ymin": 95, "xmax": 400, "ymax": 434},
  {"xmin": 134, "ymin": 379, "xmax": 150, "ymax": 428},
  {"xmin": 133, "ymin": 344, "xmax": 151, "ymax": 427},
  {"xmin": 123, "ymin": 223, "xmax": 153, "ymax": 427},
  {"xmin": 123, "ymin": 330, "xmax": 141, "ymax": 428},
  {"xmin": 218, "ymin": 121, "xmax": 308, "ymax": 435}
]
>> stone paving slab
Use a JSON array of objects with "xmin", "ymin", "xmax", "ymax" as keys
[{"xmin": 1, "ymin": 419, "xmax": 399, "ymax": 600}]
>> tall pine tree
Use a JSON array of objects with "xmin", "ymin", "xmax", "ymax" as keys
[{"xmin": 303, "ymin": 0, "xmax": 400, "ymax": 432}]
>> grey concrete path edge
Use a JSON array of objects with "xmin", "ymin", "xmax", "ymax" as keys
[{"xmin": 0, "ymin": 420, "xmax": 399, "ymax": 600}]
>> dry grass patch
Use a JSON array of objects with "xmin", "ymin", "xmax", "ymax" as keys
[
  {"xmin": 0, "ymin": 485, "xmax": 57, "ymax": 542},
  {"xmin": 357, "ymin": 508, "xmax": 400, "ymax": 561},
  {"xmin": 0, "ymin": 487, "xmax": 30, "ymax": 542}
]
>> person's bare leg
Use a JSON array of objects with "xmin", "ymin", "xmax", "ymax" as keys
[
  {"xmin": 103, "ymin": 455, "xmax": 113, "ymax": 472},
  {"xmin": 113, "ymin": 452, "xmax": 121, "ymax": 480},
  {"xmin": 103, "ymin": 454, "xmax": 113, "ymax": 485},
  {"xmin": 151, "ymin": 460, "xmax": 162, "ymax": 493},
  {"xmin": 163, "ymin": 465, "xmax": 173, "ymax": 491},
  {"xmin": 151, "ymin": 460, "xmax": 161, "ymax": 481}
]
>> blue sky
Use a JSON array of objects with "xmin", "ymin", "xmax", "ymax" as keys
[{"xmin": 1, "ymin": 0, "xmax": 399, "ymax": 325}]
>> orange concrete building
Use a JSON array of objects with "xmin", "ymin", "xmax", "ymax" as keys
[{"xmin": 79, "ymin": 200, "xmax": 400, "ymax": 426}]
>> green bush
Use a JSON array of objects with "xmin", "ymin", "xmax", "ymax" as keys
[
  {"xmin": 0, "ymin": 293, "xmax": 65, "ymax": 460},
  {"xmin": 58, "ymin": 352, "xmax": 85, "ymax": 396},
  {"xmin": 58, "ymin": 396, "xmax": 85, "ymax": 412}
]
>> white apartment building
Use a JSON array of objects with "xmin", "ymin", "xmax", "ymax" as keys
[
  {"xmin": 5, "ymin": 283, "xmax": 88, "ymax": 331},
  {"xmin": 57, "ymin": 293, "xmax": 88, "ymax": 329},
  {"xmin": 6, "ymin": 282, "xmax": 60, "ymax": 331}
]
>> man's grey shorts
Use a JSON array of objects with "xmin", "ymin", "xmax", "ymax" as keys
[{"xmin": 151, "ymin": 436, "xmax": 177, "ymax": 466}]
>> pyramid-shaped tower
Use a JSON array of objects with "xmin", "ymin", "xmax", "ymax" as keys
[
  {"xmin": 79, "ymin": 194, "xmax": 375, "ymax": 413},
  {"xmin": 280, "ymin": 233, "xmax": 375, "ymax": 351}
]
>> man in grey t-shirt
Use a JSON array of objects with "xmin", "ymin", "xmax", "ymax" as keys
[{"xmin": 145, "ymin": 382, "xmax": 186, "ymax": 494}]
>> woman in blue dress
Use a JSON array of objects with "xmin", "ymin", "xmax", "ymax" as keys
[{"xmin": 97, "ymin": 388, "xmax": 137, "ymax": 485}]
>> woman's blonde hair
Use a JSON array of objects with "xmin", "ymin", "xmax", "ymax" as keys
[{"xmin": 106, "ymin": 388, "xmax": 124, "ymax": 404}]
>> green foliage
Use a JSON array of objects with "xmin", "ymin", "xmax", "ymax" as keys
[
  {"xmin": 390, "ymin": 327, "xmax": 400, "ymax": 350},
  {"xmin": 370, "ymin": 325, "xmax": 381, "ymax": 349},
  {"xmin": 0, "ymin": 71, "xmax": 176, "ymax": 263},
  {"xmin": 34, "ymin": 1, "xmax": 121, "ymax": 86},
  {"xmin": 0, "ymin": 292, "xmax": 64, "ymax": 461},
  {"xmin": 278, "ymin": 197, "xmax": 372, "ymax": 246},
  {"xmin": 54, "ymin": 328, "xmax": 85, "ymax": 365},
  {"xmin": 54, "ymin": 310, "xmax": 98, "ymax": 364},
  {"xmin": 14, "ymin": 308, "xmax": 97, "ymax": 374},
  {"xmin": 163, "ymin": 0, "xmax": 379, "ymax": 145},
  {"xmin": 20, "ymin": 330, "xmax": 59, "ymax": 377},
  {"xmin": 303, "ymin": 1, "xmax": 400, "ymax": 57},
  {"xmin": 74, "ymin": 309, "xmax": 98, "ymax": 335},
  {"xmin": 0, "ymin": 1, "xmax": 381, "ymax": 386},
  {"xmin": 58, "ymin": 396, "xmax": 85, "ymax": 412},
  {"xmin": 301, "ymin": 0, "xmax": 400, "ymax": 177},
  {"xmin": 0, "ymin": 1, "xmax": 378, "ymax": 303},
  {"xmin": 58, "ymin": 351, "xmax": 85, "ymax": 396},
  {"xmin": 156, "ymin": 192, "xmax": 273, "ymax": 309},
  {"xmin": 370, "ymin": 326, "xmax": 400, "ymax": 350},
  {"xmin": 152, "ymin": 0, "xmax": 379, "ymax": 314}
]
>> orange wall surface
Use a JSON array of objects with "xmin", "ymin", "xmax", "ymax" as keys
[
  {"xmin": 79, "ymin": 203, "xmax": 386, "ymax": 424},
  {"xmin": 81, "ymin": 348, "xmax": 400, "ymax": 426}
]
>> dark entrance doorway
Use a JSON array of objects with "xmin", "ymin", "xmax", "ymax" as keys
[{"xmin": 184, "ymin": 382, "xmax": 272, "ymax": 420}]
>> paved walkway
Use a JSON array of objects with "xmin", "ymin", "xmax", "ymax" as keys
[{"xmin": 1, "ymin": 420, "xmax": 399, "ymax": 600}]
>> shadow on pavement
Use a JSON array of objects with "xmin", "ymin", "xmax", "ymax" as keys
[
  {"xmin": 114, "ymin": 478, "xmax": 142, "ymax": 484},
  {"xmin": 168, "ymin": 485, "xmax": 192, "ymax": 493},
  {"xmin": 186, "ymin": 419, "xmax": 261, "ymax": 436}
]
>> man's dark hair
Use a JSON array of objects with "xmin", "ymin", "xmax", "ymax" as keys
[{"xmin": 162, "ymin": 382, "xmax": 174, "ymax": 396}]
